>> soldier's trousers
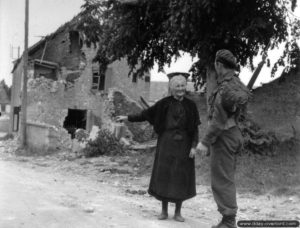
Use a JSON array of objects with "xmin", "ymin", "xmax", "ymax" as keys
[{"xmin": 210, "ymin": 126, "xmax": 243, "ymax": 216}]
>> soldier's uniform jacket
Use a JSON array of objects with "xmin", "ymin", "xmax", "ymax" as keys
[{"xmin": 202, "ymin": 71, "xmax": 251, "ymax": 147}]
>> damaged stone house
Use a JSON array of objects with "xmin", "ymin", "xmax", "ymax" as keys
[
  {"xmin": 9, "ymin": 16, "xmax": 151, "ymax": 152},
  {"xmin": 0, "ymin": 80, "xmax": 10, "ymax": 114}
]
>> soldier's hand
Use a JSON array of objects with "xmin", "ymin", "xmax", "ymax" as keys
[
  {"xmin": 115, "ymin": 115, "xmax": 128, "ymax": 122},
  {"xmin": 196, "ymin": 142, "xmax": 208, "ymax": 157},
  {"xmin": 189, "ymin": 148, "xmax": 197, "ymax": 158}
]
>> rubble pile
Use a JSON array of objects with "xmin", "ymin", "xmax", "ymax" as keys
[
  {"xmin": 0, "ymin": 137, "xmax": 20, "ymax": 154},
  {"xmin": 84, "ymin": 128, "xmax": 125, "ymax": 157},
  {"xmin": 107, "ymin": 89, "xmax": 156, "ymax": 143},
  {"xmin": 52, "ymin": 127, "xmax": 73, "ymax": 151},
  {"xmin": 72, "ymin": 126, "xmax": 125, "ymax": 157},
  {"xmin": 13, "ymin": 84, "xmax": 156, "ymax": 155},
  {"xmin": 27, "ymin": 77, "xmax": 62, "ymax": 93}
]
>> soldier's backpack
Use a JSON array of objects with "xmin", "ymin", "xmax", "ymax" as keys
[{"xmin": 220, "ymin": 76, "xmax": 252, "ymax": 118}]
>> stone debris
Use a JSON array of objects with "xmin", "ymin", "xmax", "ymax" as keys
[
  {"xmin": 72, "ymin": 129, "xmax": 89, "ymax": 154},
  {"xmin": 253, "ymin": 207, "xmax": 260, "ymax": 212},
  {"xmin": 0, "ymin": 132, "xmax": 9, "ymax": 140},
  {"xmin": 27, "ymin": 77, "xmax": 62, "ymax": 93},
  {"xmin": 0, "ymin": 137, "xmax": 20, "ymax": 154},
  {"xmin": 100, "ymin": 168, "xmax": 132, "ymax": 175},
  {"xmin": 239, "ymin": 208, "xmax": 247, "ymax": 212},
  {"xmin": 112, "ymin": 122, "xmax": 126, "ymax": 140},
  {"xmin": 83, "ymin": 207, "xmax": 95, "ymax": 213},
  {"xmin": 267, "ymin": 212, "xmax": 276, "ymax": 218},
  {"xmin": 125, "ymin": 189, "xmax": 147, "ymax": 195},
  {"xmin": 119, "ymin": 137, "xmax": 131, "ymax": 147},
  {"xmin": 15, "ymin": 79, "xmax": 154, "ymax": 155},
  {"xmin": 129, "ymin": 139, "xmax": 156, "ymax": 151},
  {"xmin": 88, "ymin": 126, "xmax": 100, "ymax": 141}
]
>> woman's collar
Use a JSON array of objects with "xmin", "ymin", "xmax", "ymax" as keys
[{"xmin": 172, "ymin": 95, "xmax": 184, "ymax": 101}]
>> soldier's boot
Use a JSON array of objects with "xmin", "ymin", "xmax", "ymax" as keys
[{"xmin": 211, "ymin": 215, "xmax": 237, "ymax": 228}]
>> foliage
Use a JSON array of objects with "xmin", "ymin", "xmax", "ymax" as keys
[
  {"xmin": 78, "ymin": 0, "xmax": 299, "ymax": 85},
  {"xmin": 83, "ymin": 128, "xmax": 125, "ymax": 157},
  {"xmin": 271, "ymin": 40, "xmax": 300, "ymax": 77},
  {"xmin": 240, "ymin": 118, "xmax": 279, "ymax": 156}
]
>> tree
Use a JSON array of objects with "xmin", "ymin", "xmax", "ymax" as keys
[
  {"xmin": 0, "ymin": 80, "xmax": 11, "ymax": 100},
  {"xmin": 77, "ymin": 0, "xmax": 299, "ymax": 89},
  {"xmin": 77, "ymin": 0, "xmax": 299, "ymax": 154}
]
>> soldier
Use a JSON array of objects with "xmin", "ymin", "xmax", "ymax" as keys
[{"xmin": 195, "ymin": 49, "xmax": 251, "ymax": 228}]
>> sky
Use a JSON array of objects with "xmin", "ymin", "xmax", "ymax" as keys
[
  {"xmin": 0, "ymin": 0, "xmax": 84, "ymax": 85},
  {"xmin": 0, "ymin": 0, "xmax": 299, "ymax": 87}
]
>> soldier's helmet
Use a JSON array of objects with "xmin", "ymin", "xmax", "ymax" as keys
[{"xmin": 215, "ymin": 49, "xmax": 238, "ymax": 70}]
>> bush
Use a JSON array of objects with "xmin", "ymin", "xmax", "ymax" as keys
[
  {"xmin": 83, "ymin": 129, "xmax": 125, "ymax": 157},
  {"xmin": 75, "ymin": 129, "xmax": 89, "ymax": 143},
  {"xmin": 240, "ymin": 118, "xmax": 279, "ymax": 155}
]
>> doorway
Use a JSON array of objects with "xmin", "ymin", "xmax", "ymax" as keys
[{"xmin": 63, "ymin": 109, "xmax": 87, "ymax": 138}]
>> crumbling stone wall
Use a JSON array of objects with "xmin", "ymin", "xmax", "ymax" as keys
[
  {"xmin": 22, "ymin": 42, "xmax": 106, "ymax": 150},
  {"xmin": 25, "ymin": 43, "xmax": 104, "ymax": 127},
  {"xmin": 25, "ymin": 77, "xmax": 72, "ymax": 150},
  {"xmin": 62, "ymin": 43, "xmax": 106, "ymax": 127},
  {"xmin": 27, "ymin": 77, "xmax": 66, "ymax": 127},
  {"xmin": 109, "ymin": 60, "xmax": 151, "ymax": 102},
  {"xmin": 11, "ymin": 25, "xmax": 153, "ymax": 149},
  {"xmin": 30, "ymin": 31, "xmax": 82, "ymax": 70},
  {"xmin": 105, "ymin": 88, "xmax": 155, "ymax": 142},
  {"xmin": 34, "ymin": 64, "xmax": 57, "ymax": 80},
  {"xmin": 248, "ymin": 72, "xmax": 300, "ymax": 142}
]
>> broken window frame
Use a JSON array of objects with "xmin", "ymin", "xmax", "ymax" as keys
[
  {"xmin": 69, "ymin": 31, "xmax": 82, "ymax": 54},
  {"xmin": 91, "ymin": 70, "xmax": 105, "ymax": 91},
  {"xmin": 33, "ymin": 59, "xmax": 58, "ymax": 80}
]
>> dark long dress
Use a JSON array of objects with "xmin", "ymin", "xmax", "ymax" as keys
[
  {"xmin": 148, "ymin": 99, "xmax": 196, "ymax": 202},
  {"xmin": 128, "ymin": 96, "xmax": 200, "ymax": 202}
]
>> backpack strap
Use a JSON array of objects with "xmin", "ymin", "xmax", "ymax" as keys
[{"xmin": 207, "ymin": 85, "xmax": 222, "ymax": 120}]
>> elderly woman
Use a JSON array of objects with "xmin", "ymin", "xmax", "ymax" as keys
[{"xmin": 116, "ymin": 74, "xmax": 200, "ymax": 222}]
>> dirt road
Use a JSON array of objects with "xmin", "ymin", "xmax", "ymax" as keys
[
  {"xmin": 0, "ymin": 157, "xmax": 212, "ymax": 228},
  {"xmin": 0, "ymin": 142, "xmax": 299, "ymax": 228}
]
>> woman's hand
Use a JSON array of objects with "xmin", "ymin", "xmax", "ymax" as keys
[
  {"xmin": 115, "ymin": 115, "xmax": 128, "ymax": 122},
  {"xmin": 189, "ymin": 148, "xmax": 197, "ymax": 158},
  {"xmin": 196, "ymin": 142, "xmax": 209, "ymax": 156}
]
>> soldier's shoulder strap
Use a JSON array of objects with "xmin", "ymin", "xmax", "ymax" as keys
[{"xmin": 207, "ymin": 84, "xmax": 224, "ymax": 119}]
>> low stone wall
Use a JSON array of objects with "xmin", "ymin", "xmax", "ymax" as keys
[
  {"xmin": 26, "ymin": 122, "xmax": 58, "ymax": 154},
  {"xmin": 0, "ymin": 116, "xmax": 10, "ymax": 133}
]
